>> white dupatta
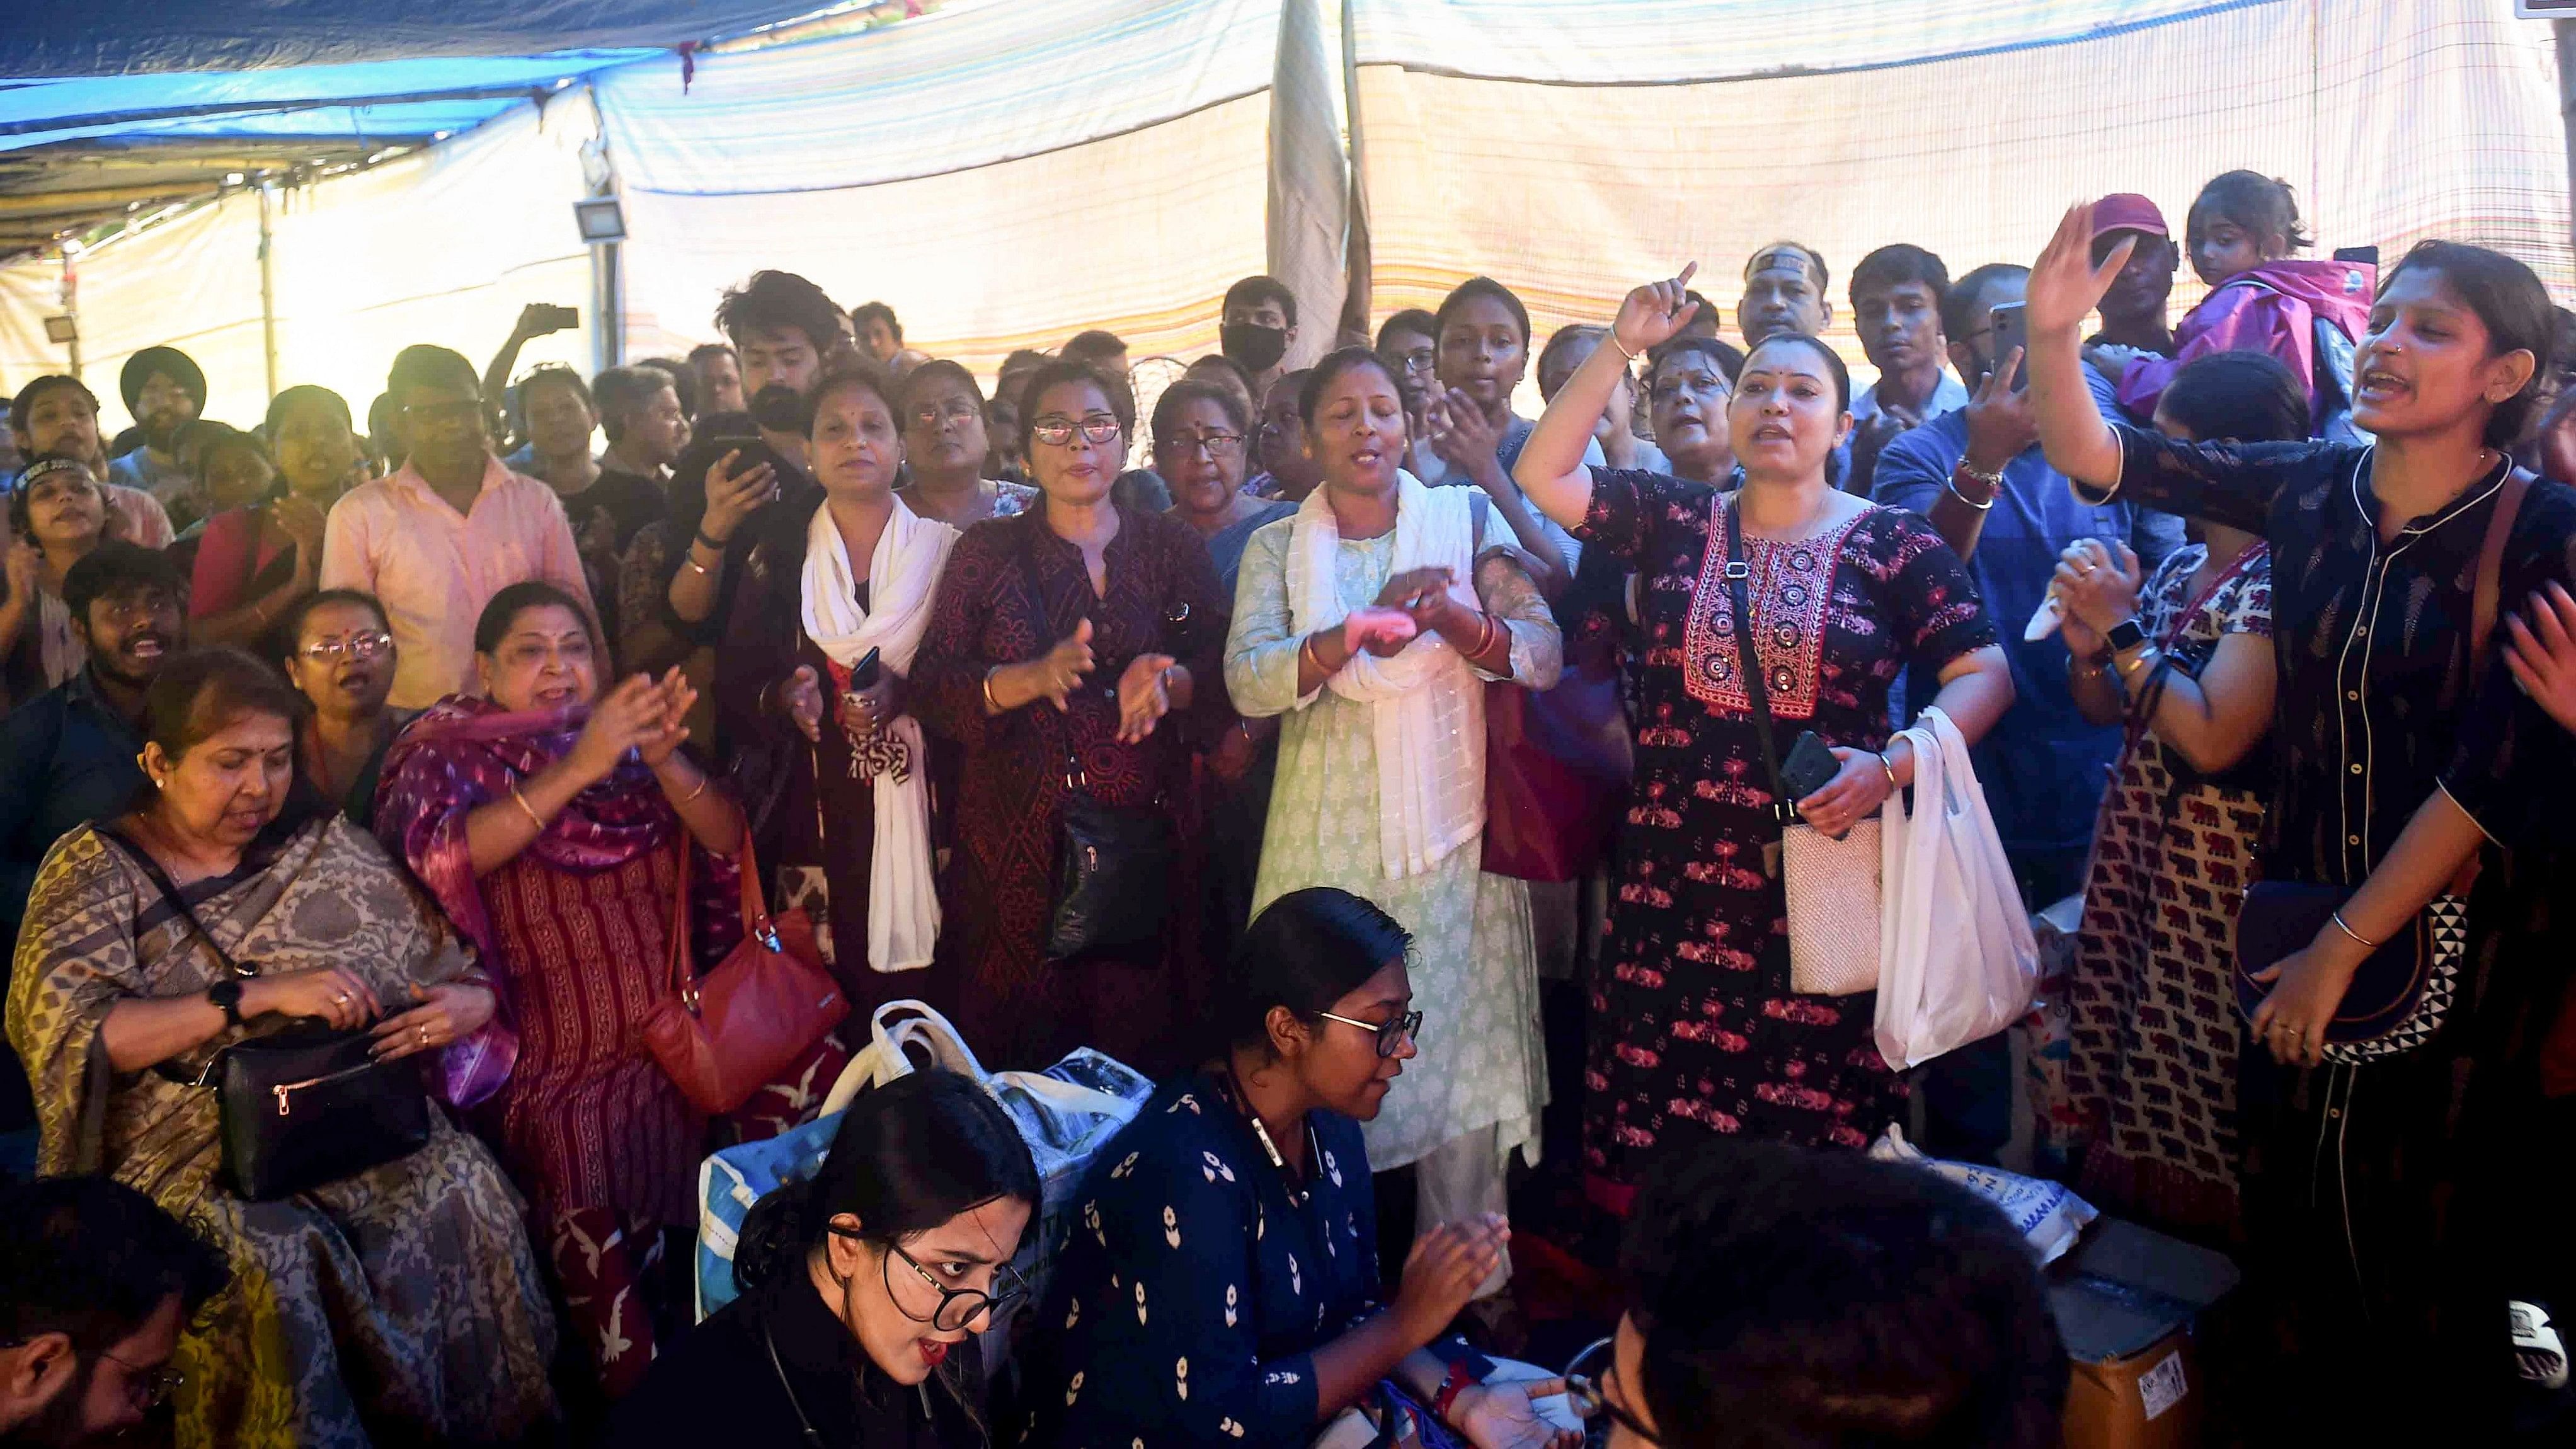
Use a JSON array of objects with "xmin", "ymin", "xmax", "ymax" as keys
[
  {"xmin": 1285, "ymin": 471, "xmax": 1487, "ymax": 879},
  {"xmin": 799, "ymin": 496, "xmax": 960, "ymax": 972}
]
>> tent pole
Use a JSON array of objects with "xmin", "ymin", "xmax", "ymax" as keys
[
  {"xmin": 592, "ymin": 239, "xmax": 623, "ymax": 374},
  {"xmin": 2558, "ymin": 21, "xmax": 2576, "ymax": 258},
  {"xmin": 257, "ymin": 182, "xmax": 279, "ymax": 404}
]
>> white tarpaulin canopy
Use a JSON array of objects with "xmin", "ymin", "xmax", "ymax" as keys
[{"xmin": 2, "ymin": 0, "xmax": 2567, "ymax": 438}]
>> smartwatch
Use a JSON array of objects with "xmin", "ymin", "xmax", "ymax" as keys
[
  {"xmin": 2105, "ymin": 617, "xmax": 2148, "ymax": 654},
  {"xmin": 207, "ymin": 978, "xmax": 246, "ymax": 1029}
]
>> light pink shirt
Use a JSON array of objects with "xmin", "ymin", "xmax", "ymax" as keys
[
  {"xmin": 106, "ymin": 484, "xmax": 173, "ymax": 549},
  {"xmin": 319, "ymin": 456, "xmax": 594, "ymax": 709}
]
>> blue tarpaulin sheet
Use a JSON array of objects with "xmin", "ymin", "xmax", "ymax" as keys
[{"xmin": 0, "ymin": 1, "xmax": 830, "ymax": 78}]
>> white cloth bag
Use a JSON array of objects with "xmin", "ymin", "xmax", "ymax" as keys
[{"xmin": 1875, "ymin": 706, "xmax": 2039, "ymax": 1068}]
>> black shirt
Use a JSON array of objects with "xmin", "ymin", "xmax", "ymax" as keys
[
  {"xmin": 610, "ymin": 1274, "xmax": 988, "ymax": 1449},
  {"xmin": 2093, "ymin": 428, "xmax": 2576, "ymax": 881},
  {"xmin": 665, "ymin": 421, "xmax": 821, "ymax": 648}
]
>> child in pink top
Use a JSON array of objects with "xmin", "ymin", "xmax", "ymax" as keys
[{"xmin": 2114, "ymin": 171, "xmax": 2375, "ymax": 438}]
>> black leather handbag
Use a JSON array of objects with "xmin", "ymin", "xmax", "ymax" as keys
[
  {"xmin": 1007, "ymin": 518, "xmax": 1181, "ymax": 962},
  {"xmin": 103, "ymin": 828, "xmax": 431, "ymax": 1201},
  {"xmin": 1045, "ymin": 748, "xmax": 1177, "ymax": 961}
]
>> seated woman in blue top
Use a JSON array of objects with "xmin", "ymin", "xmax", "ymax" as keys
[{"xmin": 1016, "ymin": 886, "xmax": 1579, "ymax": 1449}]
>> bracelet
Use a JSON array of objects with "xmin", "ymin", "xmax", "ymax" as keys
[
  {"xmin": 682, "ymin": 556, "xmax": 713, "ymax": 578},
  {"xmin": 1945, "ymin": 459, "xmax": 2001, "ymax": 512},
  {"xmin": 1300, "ymin": 633, "xmax": 1327, "ymax": 675},
  {"xmin": 2328, "ymin": 908, "xmax": 2385, "ymax": 951},
  {"xmin": 1472, "ymin": 610, "xmax": 1499, "ymax": 659},
  {"xmin": 694, "ymin": 527, "xmax": 728, "ymax": 552},
  {"xmin": 982, "ymin": 666, "xmax": 1004, "ymax": 713},
  {"xmin": 678, "ymin": 773, "xmax": 711, "ymax": 805},
  {"xmin": 1610, "ymin": 333, "xmax": 1639, "ymax": 364},
  {"xmin": 1431, "ymin": 1360, "xmax": 1477, "ymax": 1424},
  {"xmin": 508, "ymin": 782, "xmax": 547, "ymax": 832},
  {"xmin": 1877, "ymin": 752, "xmax": 1899, "ymax": 791}
]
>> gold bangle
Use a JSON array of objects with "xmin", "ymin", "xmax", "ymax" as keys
[
  {"xmin": 1878, "ymin": 752, "xmax": 1899, "ymax": 791},
  {"xmin": 1472, "ymin": 610, "xmax": 1499, "ymax": 658},
  {"xmin": 1610, "ymin": 334, "xmax": 1639, "ymax": 363},
  {"xmin": 678, "ymin": 773, "xmax": 711, "ymax": 805},
  {"xmin": 508, "ymin": 783, "xmax": 547, "ymax": 832},
  {"xmin": 982, "ymin": 666, "xmax": 1003, "ymax": 713}
]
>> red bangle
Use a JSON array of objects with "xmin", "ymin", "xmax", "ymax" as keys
[{"xmin": 1431, "ymin": 1360, "xmax": 1475, "ymax": 1423}]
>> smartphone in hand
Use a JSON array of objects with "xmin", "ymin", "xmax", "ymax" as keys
[
  {"xmin": 1780, "ymin": 730, "xmax": 1842, "ymax": 801},
  {"xmin": 1988, "ymin": 301, "xmax": 2029, "ymax": 391}
]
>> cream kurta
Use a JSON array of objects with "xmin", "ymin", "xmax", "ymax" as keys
[{"xmin": 1223, "ymin": 515, "xmax": 1561, "ymax": 1172}]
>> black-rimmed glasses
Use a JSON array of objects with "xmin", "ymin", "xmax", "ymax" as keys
[
  {"xmin": 1566, "ymin": 1335, "xmax": 1657, "ymax": 1443},
  {"xmin": 832, "ymin": 1229, "xmax": 1030, "ymax": 1332},
  {"xmin": 1030, "ymin": 416, "xmax": 1122, "ymax": 447},
  {"xmin": 1316, "ymin": 1008, "xmax": 1423, "ymax": 1058}
]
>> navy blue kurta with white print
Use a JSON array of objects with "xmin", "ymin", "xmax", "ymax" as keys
[{"xmin": 1017, "ymin": 1071, "xmax": 1380, "ymax": 1448}]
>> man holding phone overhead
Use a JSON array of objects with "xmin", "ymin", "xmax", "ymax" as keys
[{"xmin": 1869, "ymin": 258, "xmax": 2184, "ymax": 1164}]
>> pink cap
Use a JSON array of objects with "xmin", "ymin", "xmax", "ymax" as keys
[{"xmin": 2090, "ymin": 194, "xmax": 2169, "ymax": 241}]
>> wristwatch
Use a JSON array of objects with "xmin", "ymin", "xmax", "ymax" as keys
[
  {"xmin": 207, "ymin": 978, "xmax": 246, "ymax": 1029},
  {"xmin": 2105, "ymin": 617, "xmax": 2148, "ymax": 654}
]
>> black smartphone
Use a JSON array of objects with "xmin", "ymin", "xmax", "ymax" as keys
[
  {"xmin": 531, "ymin": 302, "xmax": 580, "ymax": 335},
  {"xmin": 1988, "ymin": 301, "xmax": 2029, "ymax": 391},
  {"xmin": 849, "ymin": 646, "xmax": 881, "ymax": 690},
  {"xmin": 2332, "ymin": 245, "xmax": 2379, "ymax": 268},
  {"xmin": 1780, "ymin": 730, "xmax": 1841, "ymax": 802}
]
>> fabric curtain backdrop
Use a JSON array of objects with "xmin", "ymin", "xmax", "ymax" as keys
[
  {"xmin": 4, "ymin": 0, "xmax": 2567, "ymax": 421},
  {"xmin": 594, "ymin": 0, "xmax": 1283, "ymax": 375},
  {"xmin": 0, "ymin": 97, "xmax": 595, "ymax": 438},
  {"xmin": 1348, "ymin": 0, "xmax": 2573, "ymax": 404}
]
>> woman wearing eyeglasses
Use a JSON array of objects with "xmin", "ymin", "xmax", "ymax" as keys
[
  {"xmin": 895, "ymin": 362, "xmax": 1038, "ymax": 529},
  {"xmin": 1162, "ymin": 379, "xmax": 1298, "ymax": 970},
  {"xmin": 913, "ymin": 359, "xmax": 1232, "ymax": 1074},
  {"xmin": 1019, "ymin": 888, "xmax": 1580, "ymax": 1449},
  {"xmin": 277, "ymin": 590, "xmax": 412, "ymax": 825},
  {"xmin": 612, "ymin": 1068, "xmax": 1041, "ymax": 1449}
]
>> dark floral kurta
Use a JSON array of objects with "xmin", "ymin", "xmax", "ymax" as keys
[
  {"xmin": 1017, "ymin": 1072, "xmax": 1380, "ymax": 1449},
  {"xmin": 1572, "ymin": 469, "xmax": 1995, "ymax": 1211},
  {"xmin": 913, "ymin": 505, "xmax": 1230, "ymax": 1074},
  {"xmin": 2088, "ymin": 431, "xmax": 2576, "ymax": 1435}
]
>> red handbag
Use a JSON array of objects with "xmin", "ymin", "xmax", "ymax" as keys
[
  {"xmin": 640, "ymin": 832, "xmax": 850, "ymax": 1115},
  {"xmin": 1480, "ymin": 666, "xmax": 1633, "ymax": 882}
]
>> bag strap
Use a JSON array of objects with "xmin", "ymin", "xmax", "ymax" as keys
[
  {"xmin": 1009, "ymin": 515, "xmax": 1089, "ymax": 791},
  {"xmin": 94, "ymin": 824, "xmax": 251, "ymax": 978},
  {"xmin": 664, "ymin": 812, "xmax": 773, "ymax": 1009},
  {"xmin": 2470, "ymin": 466, "xmax": 2533, "ymax": 680},
  {"xmin": 1722, "ymin": 498, "xmax": 1795, "ymax": 825},
  {"xmin": 94, "ymin": 825, "xmax": 250, "ymax": 1089}
]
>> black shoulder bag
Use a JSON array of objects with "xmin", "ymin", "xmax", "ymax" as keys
[
  {"xmin": 1009, "ymin": 517, "xmax": 1177, "ymax": 961},
  {"xmin": 101, "ymin": 827, "xmax": 432, "ymax": 1201}
]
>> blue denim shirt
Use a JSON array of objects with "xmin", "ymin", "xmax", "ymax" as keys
[
  {"xmin": 1871, "ymin": 371, "xmax": 2186, "ymax": 860},
  {"xmin": 0, "ymin": 669, "xmax": 146, "ymax": 939}
]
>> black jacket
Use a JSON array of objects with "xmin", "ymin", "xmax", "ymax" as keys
[{"xmin": 609, "ymin": 1275, "xmax": 990, "ymax": 1449}]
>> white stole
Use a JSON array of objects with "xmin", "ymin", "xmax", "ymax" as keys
[
  {"xmin": 799, "ymin": 497, "xmax": 960, "ymax": 972},
  {"xmin": 1285, "ymin": 472, "xmax": 1487, "ymax": 879}
]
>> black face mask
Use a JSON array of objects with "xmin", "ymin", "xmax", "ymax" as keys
[
  {"xmin": 749, "ymin": 384, "xmax": 811, "ymax": 436},
  {"xmin": 1221, "ymin": 323, "xmax": 1289, "ymax": 374}
]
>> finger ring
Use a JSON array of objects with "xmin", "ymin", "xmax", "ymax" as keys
[
  {"xmin": 418, "ymin": 1024, "xmax": 431, "ymax": 1045},
  {"xmin": 333, "ymin": 992, "xmax": 350, "ymax": 1005}
]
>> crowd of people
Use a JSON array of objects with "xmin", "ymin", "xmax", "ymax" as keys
[{"xmin": 3, "ymin": 166, "xmax": 2575, "ymax": 1446}]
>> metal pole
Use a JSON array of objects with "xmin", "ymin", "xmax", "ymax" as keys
[
  {"xmin": 61, "ymin": 251, "xmax": 80, "ymax": 379},
  {"xmin": 257, "ymin": 181, "xmax": 279, "ymax": 404},
  {"xmin": 591, "ymin": 239, "xmax": 624, "ymax": 374}
]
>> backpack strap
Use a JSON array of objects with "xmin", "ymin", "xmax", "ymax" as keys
[{"xmin": 2470, "ymin": 466, "xmax": 2534, "ymax": 680}]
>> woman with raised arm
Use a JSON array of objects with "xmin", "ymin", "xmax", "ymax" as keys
[
  {"xmin": 1511, "ymin": 265, "xmax": 2013, "ymax": 1212},
  {"xmin": 2021, "ymin": 203, "xmax": 2576, "ymax": 1435}
]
